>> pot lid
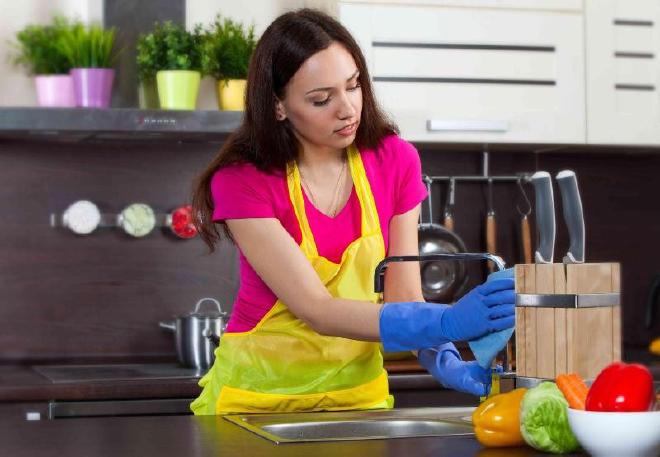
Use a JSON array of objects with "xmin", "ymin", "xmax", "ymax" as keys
[{"xmin": 184, "ymin": 297, "xmax": 227, "ymax": 318}]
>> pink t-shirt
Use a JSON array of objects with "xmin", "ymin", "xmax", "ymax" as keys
[{"xmin": 211, "ymin": 134, "xmax": 427, "ymax": 332}]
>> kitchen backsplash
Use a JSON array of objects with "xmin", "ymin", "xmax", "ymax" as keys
[{"xmin": 0, "ymin": 139, "xmax": 658, "ymax": 363}]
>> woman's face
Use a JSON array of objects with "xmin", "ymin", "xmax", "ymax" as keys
[{"xmin": 277, "ymin": 42, "xmax": 363, "ymax": 154}]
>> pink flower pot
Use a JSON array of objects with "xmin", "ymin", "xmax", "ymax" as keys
[
  {"xmin": 34, "ymin": 75, "xmax": 76, "ymax": 107},
  {"xmin": 70, "ymin": 68, "xmax": 115, "ymax": 108}
]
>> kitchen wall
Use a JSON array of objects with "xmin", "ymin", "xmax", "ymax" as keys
[
  {"xmin": 0, "ymin": 0, "xmax": 334, "ymax": 108},
  {"xmin": 1, "ymin": 1, "xmax": 102, "ymax": 107},
  {"xmin": 0, "ymin": 137, "xmax": 658, "ymax": 365},
  {"xmin": 188, "ymin": 0, "xmax": 336, "ymax": 110}
]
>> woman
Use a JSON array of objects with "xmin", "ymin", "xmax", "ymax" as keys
[{"xmin": 190, "ymin": 9, "xmax": 515, "ymax": 415}]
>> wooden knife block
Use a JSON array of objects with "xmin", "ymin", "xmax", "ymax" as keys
[{"xmin": 514, "ymin": 263, "xmax": 622, "ymax": 380}]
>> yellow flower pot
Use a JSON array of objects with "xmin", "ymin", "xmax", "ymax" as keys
[
  {"xmin": 216, "ymin": 79, "xmax": 246, "ymax": 111},
  {"xmin": 156, "ymin": 70, "xmax": 201, "ymax": 110}
]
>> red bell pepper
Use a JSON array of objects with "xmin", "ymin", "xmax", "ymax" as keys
[{"xmin": 585, "ymin": 362, "xmax": 655, "ymax": 412}]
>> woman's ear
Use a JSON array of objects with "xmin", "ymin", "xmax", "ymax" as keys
[{"xmin": 275, "ymin": 98, "xmax": 287, "ymax": 121}]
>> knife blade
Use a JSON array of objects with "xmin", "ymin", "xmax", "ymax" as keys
[
  {"xmin": 531, "ymin": 171, "xmax": 556, "ymax": 264},
  {"xmin": 556, "ymin": 170, "xmax": 585, "ymax": 263}
]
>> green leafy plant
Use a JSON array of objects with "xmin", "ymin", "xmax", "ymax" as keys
[
  {"xmin": 136, "ymin": 24, "xmax": 165, "ymax": 82},
  {"xmin": 57, "ymin": 20, "xmax": 118, "ymax": 68},
  {"xmin": 11, "ymin": 16, "xmax": 73, "ymax": 75},
  {"xmin": 136, "ymin": 21, "xmax": 204, "ymax": 79},
  {"xmin": 202, "ymin": 16, "xmax": 256, "ymax": 80}
]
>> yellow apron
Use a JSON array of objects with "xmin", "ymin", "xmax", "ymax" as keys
[{"xmin": 191, "ymin": 145, "xmax": 392, "ymax": 414}]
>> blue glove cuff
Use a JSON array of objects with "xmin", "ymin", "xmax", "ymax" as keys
[{"xmin": 379, "ymin": 302, "xmax": 451, "ymax": 352}]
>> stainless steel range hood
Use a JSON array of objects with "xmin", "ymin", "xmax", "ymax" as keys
[{"xmin": 0, "ymin": 107, "xmax": 242, "ymax": 142}]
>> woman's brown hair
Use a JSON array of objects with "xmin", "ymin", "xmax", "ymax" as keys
[{"xmin": 192, "ymin": 8, "xmax": 397, "ymax": 252}]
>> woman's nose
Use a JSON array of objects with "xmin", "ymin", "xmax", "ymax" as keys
[{"xmin": 337, "ymin": 92, "xmax": 357, "ymax": 119}]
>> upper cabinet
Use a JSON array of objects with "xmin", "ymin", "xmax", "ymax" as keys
[
  {"xmin": 338, "ymin": 0, "xmax": 583, "ymax": 11},
  {"xmin": 585, "ymin": 0, "xmax": 660, "ymax": 145},
  {"xmin": 339, "ymin": 2, "xmax": 586, "ymax": 144}
]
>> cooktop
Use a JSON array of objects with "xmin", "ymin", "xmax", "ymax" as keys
[{"xmin": 32, "ymin": 363, "xmax": 203, "ymax": 383}]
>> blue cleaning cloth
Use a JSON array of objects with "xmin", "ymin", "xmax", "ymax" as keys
[{"xmin": 468, "ymin": 268, "xmax": 515, "ymax": 369}]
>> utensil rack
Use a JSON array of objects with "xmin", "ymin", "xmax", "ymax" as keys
[{"xmin": 427, "ymin": 147, "xmax": 533, "ymax": 183}]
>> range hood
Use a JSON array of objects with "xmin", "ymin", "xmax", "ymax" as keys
[{"xmin": 0, "ymin": 107, "xmax": 242, "ymax": 142}]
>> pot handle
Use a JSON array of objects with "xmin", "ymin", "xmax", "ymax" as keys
[
  {"xmin": 159, "ymin": 321, "xmax": 176, "ymax": 332},
  {"xmin": 194, "ymin": 297, "xmax": 227, "ymax": 315},
  {"xmin": 203, "ymin": 328, "xmax": 221, "ymax": 347}
]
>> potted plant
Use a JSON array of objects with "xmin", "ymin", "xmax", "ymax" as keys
[
  {"xmin": 147, "ymin": 21, "xmax": 204, "ymax": 110},
  {"xmin": 11, "ymin": 16, "xmax": 75, "ymax": 107},
  {"xmin": 57, "ymin": 20, "xmax": 118, "ymax": 108},
  {"xmin": 135, "ymin": 27, "xmax": 163, "ymax": 109},
  {"xmin": 202, "ymin": 16, "xmax": 256, "ymax": 111}
]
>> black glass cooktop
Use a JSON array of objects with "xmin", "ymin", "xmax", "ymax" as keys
[{"xmin": 32, "ymin": 363, "xmax": 203, "ymax": 383}]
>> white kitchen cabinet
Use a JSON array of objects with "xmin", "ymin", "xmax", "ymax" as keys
[
  {"xmin": 339, "ymin": 0, "xmax": 583, "ymax": 12},
  {"xmin": 340, "ymin": 3, "xmax": 586, "ymax": 144},
  {"xmin": 585, "ymin": 0, "xmax": 660, "ymax": 145}
]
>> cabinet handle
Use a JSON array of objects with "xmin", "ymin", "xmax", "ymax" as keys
[{"xmin": 427, "ymin": 119, "xmax": 509, "ymax": 133}]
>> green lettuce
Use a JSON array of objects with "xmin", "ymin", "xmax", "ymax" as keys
[{"xmin": 520, "ymin": 382, "xmax": 580, "ymax": 454}]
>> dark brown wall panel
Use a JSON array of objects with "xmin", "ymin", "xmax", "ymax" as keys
[
  {"xmin": 0, "ymin": 139, "xmax": 237, "ymax": 364},
  {"xmin": 0, "ymin": 139, "xmax": 657, "ymax": 364}
]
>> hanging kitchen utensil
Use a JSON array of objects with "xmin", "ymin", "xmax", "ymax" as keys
[
  {"xmin": 516, "ymin": 177, "xmax": 533, "ymax": 264},
  {"xmin": 418, "ymin": 176, "xmax": 468, "ymax": 303},
  {"xmin": 486, "ymin": 178, "xmax": 497, "ymax": 272},
  {"xmin": 159, "ymin": 297, "xmax": 229, "ymax": 371},
  {"xmin": 443, "ymin": 178, "xmax": 456, "ymax": 231}
]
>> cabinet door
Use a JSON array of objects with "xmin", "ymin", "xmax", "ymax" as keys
[
  {"xmin": 340, "ymin": 3, "xmax": 586, "ymax": 144},
  {"xmin": 586, "ymin": 0, "xmax": 660, "ymax": 145}
]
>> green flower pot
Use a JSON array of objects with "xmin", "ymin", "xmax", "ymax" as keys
[{"xmin": 156, "ymin": 70, "xmax": 200, "ymax": 110}]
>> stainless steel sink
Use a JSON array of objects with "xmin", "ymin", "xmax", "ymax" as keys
[{"xmin": 224, "ymin": 407, "xmax": 475, "ymax": 443}]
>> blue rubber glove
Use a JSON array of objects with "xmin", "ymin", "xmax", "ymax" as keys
[
  {"xmin": 418, "ymin": 343, "xmax": 499, "ymax": 396},
  {"xmin": 379, "ymin": 278, "xmax": 515, "ymax": 352},
  {"xmin": 439, "ymin": 278, "xmax": 515, "ymax": 342}
]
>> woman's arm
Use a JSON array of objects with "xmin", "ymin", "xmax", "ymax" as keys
[
  {"xmin": 225, "ymin": 204, "xmax": 422, "ymax": 341},
  {"xmin": 226, "ymin": 217, "xmax": 382, "ymax": 341},
  {"xmin": 383, "ymin": 203, "xmax": 424, "ymax": 303}
]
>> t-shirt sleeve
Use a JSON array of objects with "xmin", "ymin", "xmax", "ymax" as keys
[
  {"xmin": 392, "ymin": 139, "xmax": 428, "ymax": 215},
  {"xmin": 210, "ymin": 165, "xmax": 275, "ymax": 221}
]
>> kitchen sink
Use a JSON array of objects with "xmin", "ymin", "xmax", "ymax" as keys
[{"xmin": 224, "ymin": 406, "xmax": 475, "ymax": 443}]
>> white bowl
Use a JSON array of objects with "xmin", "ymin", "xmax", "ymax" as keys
[{"xmin": 567, "ymin": 408, "xmax": 660, "ymax": 457}]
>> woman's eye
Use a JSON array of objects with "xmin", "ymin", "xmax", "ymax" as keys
[
  {"xmin": 313, "ymin": 98, "xmax": 331, "ymax": 106},
  {"xmin": 347, "ymin": 83, "xmax": 361, "ymax": 91}
]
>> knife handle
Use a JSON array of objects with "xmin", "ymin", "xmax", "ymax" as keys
[
  {"xmin": 486, "ymin": 214, "xmax": 497, "ymax": 272},
  {"xmin": 444, "ymin": 213, "xmax": 454, "ymax": 231},
  {"xmin": 556, "ymin": 170, "xmax": 585, "ymax": 263},
  {"xmin": 531, "ymin": 171, "xmax": 556, "ymax": 264},
  {"xmin": 521, "ymin": 214, "xmax": 533, "ymax": 264}
]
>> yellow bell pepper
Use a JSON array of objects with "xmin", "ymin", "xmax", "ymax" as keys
[{"xmin": 472, "ymin": 387, "xmax": 527, "ymax": 447}]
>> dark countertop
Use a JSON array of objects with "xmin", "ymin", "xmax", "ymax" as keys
[
  {"xmin": 0, "ymin": 413, "xmax": 584, "ymax": 457},
  {"xmin": 0, "ymin": 360, "xmax": 437, "ymax": 403}
]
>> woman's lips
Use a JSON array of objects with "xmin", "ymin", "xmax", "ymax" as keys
[{"xmin": 335, "ymin": 121, "xmax": 358, "ymax": 136}]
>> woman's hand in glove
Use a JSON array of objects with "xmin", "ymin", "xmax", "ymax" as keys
[
  {"xmin": 379, "ymin": 276, "xmax": 515, "ymax": 353},
  {"xmin": 418, "ymin": 343, "xmax": 498, "ymax": 397},
  {"xmin": 440, "ymin": 278, "xmax": 515, "ymax": 342}
]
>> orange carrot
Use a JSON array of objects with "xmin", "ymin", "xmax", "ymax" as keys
[{"xmin": 556, "ymin": 373, "xmax": 589, "ymax": 410}]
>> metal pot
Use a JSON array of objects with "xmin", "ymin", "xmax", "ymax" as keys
[
  {"xmin": 159, "ymin": 297, "xmax": 228, "ymax": 371},
  {"xmin": 419, "ymin": 176, "xmax": 468, "ymax": 303}
]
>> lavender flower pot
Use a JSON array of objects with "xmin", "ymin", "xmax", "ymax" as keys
[
  {"xmin": 34, "ymin": 75, "xmax": 76, "ymax": 107},
  {"xmin": 71, "ymin": 68, "xmax": 115, "ymax": 108}
]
